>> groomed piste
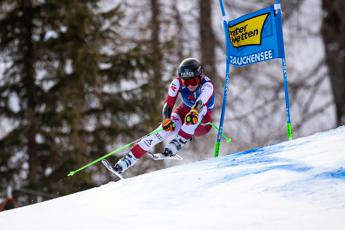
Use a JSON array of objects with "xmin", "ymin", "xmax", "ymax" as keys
[{"xmin": 1, "ymin": 126, "xmax": 345, "ymax": 230}]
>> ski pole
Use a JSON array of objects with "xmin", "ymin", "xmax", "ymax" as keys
[
  {"xmin": 67, "ymin": 127, "xmax": 164, "ymax": 177},
  {"xmin": 68, "ymin": 121, "xmax": 231, "ymax": 177},
  {"xmin": 201, "ymin": 122, "xmax": 232, "ymax": 143}
]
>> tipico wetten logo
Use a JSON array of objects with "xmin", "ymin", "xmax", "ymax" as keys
[{"xmin": 229, "ymin": 13, "xmax": 269, "ymax": 48}]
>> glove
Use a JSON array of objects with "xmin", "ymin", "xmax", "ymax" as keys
[
  {"xmin": 185, "ymin": 109, "xmax": 199, "ymax": 125},
  {"xmin": 162, "ymin": 118, "xmax": 176, "ymax": 132}
]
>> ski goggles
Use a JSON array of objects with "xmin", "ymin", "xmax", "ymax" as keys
[{"xmin": 181, "ymin": 76, "xmax": 200, "ymax": 87}]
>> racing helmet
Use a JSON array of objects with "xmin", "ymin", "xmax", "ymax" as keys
[{"xmin": 177, "ymin": 58, "xmax": 203, "ymax": 86}]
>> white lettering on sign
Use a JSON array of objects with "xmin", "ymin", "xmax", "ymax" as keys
[{"xmin": 230, "ymin": 50, "xmax": 274, "ymax": 66}]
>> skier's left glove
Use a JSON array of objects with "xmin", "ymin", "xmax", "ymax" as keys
[{"xmin": 185, "ymin": 109, "xmax": 199, "ymax": 125}]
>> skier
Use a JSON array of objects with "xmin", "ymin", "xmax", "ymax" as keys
[{"xmin": 108, "ymin": 58, "xmax": 215, "ymax": 175}]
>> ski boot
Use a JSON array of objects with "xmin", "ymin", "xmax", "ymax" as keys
[
  {"xmin": 113, "ymin": 151, "xmax": 138, "ymax": 174},
  {"xmin": 102, "ymin": 152, "xmax": 138, "ymax": 179},
  {"xmin": 163, "ymin": 136, "xmax": 190, "ymax": 157}
]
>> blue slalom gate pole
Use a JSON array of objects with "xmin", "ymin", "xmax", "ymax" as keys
[
  {"xmin": 214, "ymin": 0, "xmax": 232, "ymax": 157},
  {"xmin": 275, "ymin": 0, "xmax": 293, "ymax": 140},
  {"xmin": 282, "ymin": 57, "xmax": 293, "ymax": 140}
]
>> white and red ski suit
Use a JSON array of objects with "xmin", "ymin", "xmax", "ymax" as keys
[{"xmin": 130, "ymin": 75, "xmax": 215, "ymax": 158}]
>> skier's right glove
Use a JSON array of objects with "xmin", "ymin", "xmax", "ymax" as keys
[
  {"xmin": 162, "ymin": 118, "xmax": 176, "ymax": 132},
  {"xmin": 185, "ymin": 109, "xmax": 199, "ymax": 125}
]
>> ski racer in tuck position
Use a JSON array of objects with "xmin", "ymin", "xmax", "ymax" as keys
[{"xmin": 109, "ymin": 58, "xmax": 215, "ymax": 175}]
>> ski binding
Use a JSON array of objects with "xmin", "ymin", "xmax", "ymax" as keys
[{"xmin": 101, "ymin": 159, "xmax": 124, "ymax": 180}]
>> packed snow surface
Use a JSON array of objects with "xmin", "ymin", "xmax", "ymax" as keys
[{"xmin": 1, "ymin": 127, "xmax": 345, "ymax": 230}]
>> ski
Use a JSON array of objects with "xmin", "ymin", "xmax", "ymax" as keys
[
  {"xmin": 147, "ymin": 152, "xmax": 183, "ymax": 161},
  {"xmin": 101, "ymin": 159, "xmax": 124, "ymax": 180}
]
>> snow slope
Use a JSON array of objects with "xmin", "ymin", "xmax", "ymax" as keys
[{"xmin": 1, "ymin": 127, "xmax": 345, "ymax": 230}]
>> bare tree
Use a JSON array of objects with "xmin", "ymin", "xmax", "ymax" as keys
[
  {"xmin": 199, "ymin": 0, "xmax": 217, "ymax": 77},
  {"xmin": 149, "ymin": 0, "xmax": 164, "ymax": 126},
  {"xmin": 321, "ymin": 0, "xmax": 345, "ymax": 126}
]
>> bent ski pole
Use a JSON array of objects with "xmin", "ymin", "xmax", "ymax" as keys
[
  {"xmin": 67, "ymin": 127, "xmax": 163, "ymax": 177},
  {"xmin": 201, "ymin": 122, "xmax": 232, "ymax": 143}
]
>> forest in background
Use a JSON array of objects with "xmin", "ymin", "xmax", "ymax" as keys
[{"xmin": 0, "ymin": 0, "xmax": 344, "ymax": 208}]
